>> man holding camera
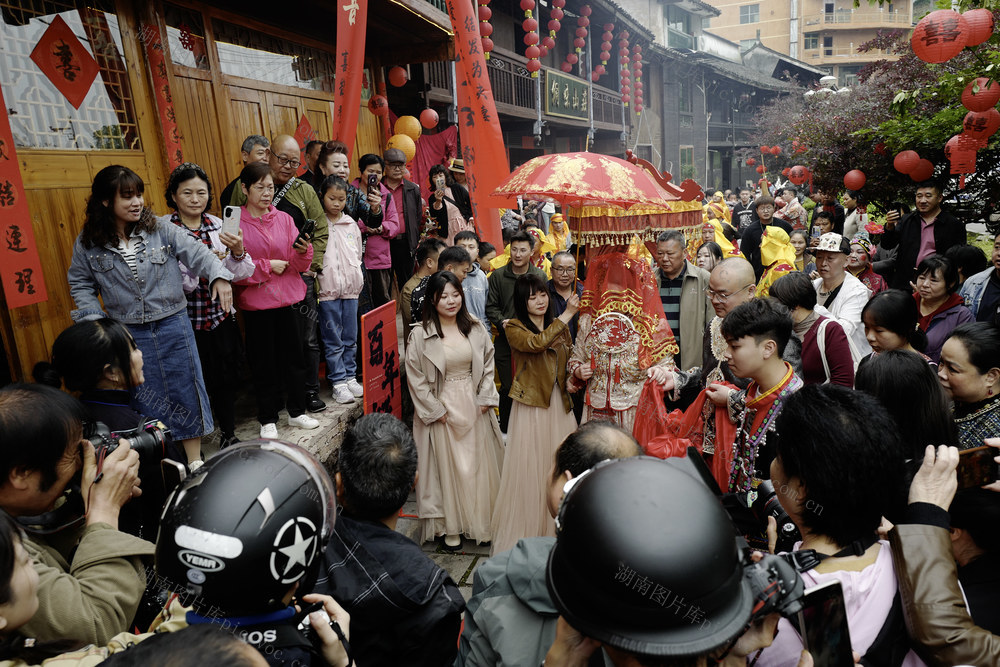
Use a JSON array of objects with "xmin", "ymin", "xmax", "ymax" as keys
[{"xmin": 0, "ymin": 384, "xmax": 153, "ymax": 645}]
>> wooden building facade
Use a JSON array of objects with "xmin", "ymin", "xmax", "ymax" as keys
[{"xmin": 0, "ymin": 0, "xmax": 453, "ymax": 382}]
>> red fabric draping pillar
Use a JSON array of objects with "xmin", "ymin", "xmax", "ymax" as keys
[
  {"xmin": 333, "ymin": 0, "xmax": 369, "ymax": 159},
  {"xmin": 443, "ymin": 0, "xmax": 508, "ymax": 249},
  {"xmin": 413, "ymin": 126, "xmax": 458, "ymax": 201}
]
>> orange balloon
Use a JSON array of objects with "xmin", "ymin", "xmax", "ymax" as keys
[
  {"xmin": 394, "ymin": 115, "xmax": 422, "ymax": 142},
  {"xmin": 387, "ymin": 133, "xmax": 416, "ymax": 162}
]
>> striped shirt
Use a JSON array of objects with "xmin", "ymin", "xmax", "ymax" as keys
[
  {"xmin": 115, "ymin": 237, "xmax": 140, "ymax": 280},
  {"xmin": 658, "ymin": 264, "xmax": 686, "ymax": 349}
]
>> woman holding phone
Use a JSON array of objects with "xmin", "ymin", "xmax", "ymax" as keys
[
  {"xmin": 233, "ymin": 162, "xmax": 319, "ymax": 439},
  {"xmin": 162, "ymin": 163, "xmax": 254, "ymax": 449},
  {"xmin": 351, "ymin": 154, "xmax": 399, "ymax": 308},
  {"xmin": 428, "ymin": 164, "xmax": 474, "ymax": 246}
]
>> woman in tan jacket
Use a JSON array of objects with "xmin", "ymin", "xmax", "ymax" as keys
[
  {"xmin": 491, "ymin": 273, "xmax": 579, "ymax": 555},
  {"xmin": 405, "ymin": 272, "xmax": 504, "ymax": 550}
]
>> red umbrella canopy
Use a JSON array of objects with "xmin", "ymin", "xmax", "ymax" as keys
[{"xmin": 493, "ymin": 151, "xmax": 682, "ymax": 208}]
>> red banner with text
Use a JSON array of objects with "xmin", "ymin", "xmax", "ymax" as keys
[
  {"xmin": 361, "ymin": 300, "xmax": 401, "ymax": 418},
  {"xmin": 0, "ymin": 86, "xmax": 47, "ymax": 309},
  {"xmin": 445, "ymin": 0, "xmax": 509, "ymax": 250},
  {"xmin": 332, "ymin": 0, "xmax": 369, "ymax": 160},
  {"xmin": 140, "ymin": 22, "xmax": 183, "ymax": 170}
]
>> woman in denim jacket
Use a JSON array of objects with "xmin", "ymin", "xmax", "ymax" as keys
[{"xmin": 67, "ymin": 165, "xmax": 233, "ymax": 464}]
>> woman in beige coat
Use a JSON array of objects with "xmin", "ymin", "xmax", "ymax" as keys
[{"xmin": 405, "ymin": 272, "xmax": 505, "ymax": 550}]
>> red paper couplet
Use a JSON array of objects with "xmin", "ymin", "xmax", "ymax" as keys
[
  {"xmin": 139, "ymin": 22, "xmax": 184, "ymax": 170},
  {"xmin": 0, "ymin": 86, "xmax": 48, "ymax": 308},
  {"xmin": 361, "ymin": 300, "xmax": 402, "ymax": 418},
  {"xmin": 444, "ymin": 0, "xmax": 511, "ymax": 250},
  {"xmin": 29, "ymin": 15, "xmax": 100, "ymax": 110},
  {"xmin": 293, "ymin": 115, "xmax": 317, "ymax": 177},
  {"xmin": 332, "ymin": 0, "xmax": 369, "ymax": 161}
]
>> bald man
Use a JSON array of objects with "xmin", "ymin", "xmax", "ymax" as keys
[
  {"xmin": 662, "ymin": 257, "xmax": 801, "ymax": 423},
  {"xmin": 230, "ymin": 134, "xmax": 329, "ymax": 413}
]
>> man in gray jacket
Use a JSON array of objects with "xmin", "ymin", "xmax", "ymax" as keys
[
  {"xmin": 651, "ymin": 230, "xmax": 713, "ymax": 372},
  {"xmin": 456, "ymin": 422, "xmax": 642, "ymax": 666}
]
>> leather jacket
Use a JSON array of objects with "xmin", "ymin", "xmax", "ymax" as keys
[{"xmin": 506, "ymin": 318, "xmax": 573, "ymax": 412}]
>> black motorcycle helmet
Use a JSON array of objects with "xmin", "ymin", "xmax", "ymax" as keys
[
  {"xmin": 155, "ymin": 440, "xmax": 336, "ymax": 617},
  {"xmin": 546, "ymin": 456, "xmax": 753, "ymax": 657}
]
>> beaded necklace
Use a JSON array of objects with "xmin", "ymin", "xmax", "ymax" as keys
[{"xmin": 728, "ymin": 363, "xmax": 801, "ymax": 495}]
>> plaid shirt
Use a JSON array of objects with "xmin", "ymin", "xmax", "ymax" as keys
[{"xmin": 170, "ymin": 213, "xmax": 227, "ymax": 331}]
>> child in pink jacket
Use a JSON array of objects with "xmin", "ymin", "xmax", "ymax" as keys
[{"xmin": 316, "ymin": 176, "xmax": 366, "ymax": 405}]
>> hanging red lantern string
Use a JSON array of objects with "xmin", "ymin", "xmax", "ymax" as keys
[
  {"xmin": 520, "ymin": 0, "xmax": 542, "ymax": 76},
  {"xmin": 600, "ymin": 23, "xmax": 613, "ymax": 69},
  {"xmin": 619, "ymin": 30, "xmax": 630, "ymax": 106},
  {"xmin": 560, "ymin": 4, "xmax": 590, "ymax": 74},
  {"xmin": 479, "ymin": 0, "xmax": 494, "ymax": 60},
  {"xmin": 632, "ymin": 43, "xmax": 643, "ymax": 115},
  {"xmin": 962, "ymin": 8, "xmax": 994, "ymax": 46}
]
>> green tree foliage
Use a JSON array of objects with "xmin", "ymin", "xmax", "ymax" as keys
[{"xmin": 748, "ymin": 5, "xmax": 1000, "ymax": 229}]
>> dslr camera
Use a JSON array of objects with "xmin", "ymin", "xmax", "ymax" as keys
[{"xmin": 83, "ymin": 419, "xmax": 170, "ymax": 463}]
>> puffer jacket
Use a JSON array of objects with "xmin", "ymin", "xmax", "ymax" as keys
[{"xmin": 316, "ymin": 213, "xmax": 364, "ymax": 301}]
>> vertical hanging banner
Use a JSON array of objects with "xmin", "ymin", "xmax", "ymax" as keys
[
  {"xmin": 445, "ymin": 0, "xmax": 509, "ymax": 250},
  {"xmin": 361, "ymin": 301, "xmax": 402, "ymax": 418},
  {"xmin": 139, "ymin": 22, "xmax": 183, "ymax": 170},
  {"xmin": 332, "ymin": 0, "xmax": 369, "ymax": 158},
  {"xmin": 294, "ymin": 114, "xmax": 317, "ymax": 177},
  {"xmin": 0, "ymin": 86, "xmax": 48, "ymax": 308}
]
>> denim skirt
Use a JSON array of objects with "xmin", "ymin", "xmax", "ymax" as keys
[{"xmin": 127, "ymin": 310, "xmax": 214, "ymax": 439}]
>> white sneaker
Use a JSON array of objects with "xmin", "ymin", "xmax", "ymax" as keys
[
  {"xmin": 260, "ymin": 423, "xmax": 278, "ymax": 438},
  {"xmin": 332, "ymin": 383, "xmax": 355, "ymax": 404},
  {"xmin": 288, "ymin": 414, "xmax": 320, "ymax": 429},
  {"xmin": 346, "ymin": 378, "xmax": 365, "ymax": 398}
]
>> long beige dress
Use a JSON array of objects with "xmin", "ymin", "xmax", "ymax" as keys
[
  {"xmin": 421, "ymin": 335, "xmax": 504, "ymax": 543},
  {"xmin": 490, "ymin": 380, "xmax": 576, "ymax": 555}
]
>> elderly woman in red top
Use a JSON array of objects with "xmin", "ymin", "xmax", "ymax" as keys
[{"xmin": 233, "ymin": 162, "xmax": 318, "ymax": 438}]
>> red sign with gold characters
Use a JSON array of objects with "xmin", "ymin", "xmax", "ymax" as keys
[
  {"xmin": 0, "ymin": 87, "xmax": 47, "ymax": 308},
  {"xmin": 332, "ymin": 0, "xmax": 369, "ymax": 159},
  {"xmin": 444, "ymin": 0, "xmax": 508, "ymax": 250},
  {"xmin": 29, "ymin": 14, "xmax": 100, "ymax": 109},
  {"xmin": 361, "ymin": 301, "xmax": 401, "ymax": 418}
]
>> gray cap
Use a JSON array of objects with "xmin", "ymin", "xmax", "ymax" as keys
[{"xmin": 384, "ymin": 148, "xmax": 407, "ymax": 164}]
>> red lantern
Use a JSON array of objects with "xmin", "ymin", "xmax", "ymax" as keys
[
  {"xmin": 746, "ymin": 158, "xmax": 756, "ymax": 166},
  {"xmin": 368, "ymin": 94, "xmax": 389, "ymax": 117},
  {"xmin": 482, "ymin": 36, "xmax": 494, "ymax": 55},
  {"xmin": 619, "ymin": 47, "xmax": 629, "ymax": 57},
  {"xmin": 525, "ymin": 45, "xmax": 540, "ymax": 59},
  {"xmin": 874, "ymin": 142, "xmax": 887, "ymax": 155},
  {"xmin": 552, "ymin": 0, "xmax": 564, "ymax": 7},
  {"xmin": 538, "ymin": 45, "xmax": 548, "ymax": 57},
  {"xmin": 771, "ymin": 146, "xmax": 782, "ymax": 155},
  {"xmin": 604, "ymin": 23, "xmax": 614, "ymax": 31},
  {"xmin": 843, "ymin": 169, "xmax": 866, "ymax": 190},
  {"xmin": 581, "ymin": 5, "xmax": 592, "ymax": 16},
  {"xmin": 909, "ymin": 159, "xmax": 935, "ymax": 182},
  {"xmin": 633, "ymin": 44, "xmax": 642, "ymax": 53},
  {"xmin": 561, "ymin": 62, "xmax": 573, "ymax": 72},
  {"xmin": 478, "ymin": 5, "xmax": 491, "ymax": 20},
  {"xmin": 526, "ymin": 59, "xmax": 541, "ymax": 74},
  {"xmin": 622, "ymin": 94, "xmax": 631, "ymax": 104},
  {"xmin": 946, "ymin": 134, "xmax": 979, "ymax": 188},
  {"xmin": 789, "ymin": 165, "xmax": 809, "ymax": 185},
  {"xmin": 621, "ymin": 85, "xmax": 631, "ymax": 95},
  {"xmin": 548, "ymin": 19, "xmax": 561, "ymax": 33},
  {"xmin": 524, "ymin": 31, "xmax": 539, "ymax": 45},
  {"xmin": 594, "ymin": 64, "xmax": 606, "ymax": 75},
  {"xmin": 963, "ymin": 108, "xmax": 1000, "ymax": 140},
  {"xmin": 781, "ymin": 167, "xmax": 791, "ymax": 177},
  {"xmin": 962, "ymin": 8, "xmax": 994, "ymax": 46},
  {"xmin": 523, "ymin": 17, "xmax": 538, "ymax": 32},
  {"xmin": 911, "ymin": 10, "xmax": 968, "ymax": 63},
  {"xmin": 566, "ymin": 53, "xmax": 578, "ymax": 65},
  {"xmin": 893, "ymin": 150, "xmax": 921, "ymax": 174},
  {"xmin": 575, "ymin": 27, "xmax": 587, "ymax": 38},
  {"xmin": 388, "ymin": 66, "xmax": 408, "ymax": 87},
  {"xmin": 520, "ymin": 0, "xmax": 535, "ymax": 13},
  {"xmin": 602, "ymin": 31, "xmax": 613, "ymax": 41},
  {"xmin": 759, "ymin": 145, "xmax": 770, "ymax": 153},
  {"xmin": 962, "ymin": 78, "xmax": 1000, "ymax": 112},
  {"xmin": 577, "ymin": 16, "xmax": 589, "ymax": 28},
  {"xmin": 419, "ymin": 108, "xmax": 439, "ymax": 129},
  {"xmin": 542, "ymin": 36, "xmax": 556, "ymax": 50},
  {"xmin": 621, "ymin": 56, "xmax": 630, "ymax": 65},
  {"xmin": 480, "ymin": 21, "xmax": 493, "ymax": 37},
  {"xmin": 635, "ymin": 104, "xmax": 643, "ymax": 114},
  {"xmin": 756, "ymin": 165, "xmax": 766, "ymax": 174},
  {"xmin": 592, "ymin": 72, "xmax": 601, "ymax": 82},
  {"xmin": 550, "ymin": 7, "xmax": 563, "ymax": 20},
  {"xmin": 574, "ymin": 37, "xmax": 586, "ymax": 49},
  {"xmin": 622, "ymin": 30, "xmax": 629, "ymax": 39},
  {"xmin": 600, "ymin": 51, "xmax": 611, "ymax": 62}
]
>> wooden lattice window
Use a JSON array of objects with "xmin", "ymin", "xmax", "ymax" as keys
[{"xmin": 0, "ymin": 0, "xmax": 142, "ymax": 150}]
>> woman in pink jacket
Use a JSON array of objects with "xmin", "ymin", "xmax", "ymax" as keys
[
  {"xmin": 352, "ymin": 153, "xmax": 399, "ymax": 308},
  {"xmin": 233, "ymin": 162, "xmax": 319, "ymax": 438}
]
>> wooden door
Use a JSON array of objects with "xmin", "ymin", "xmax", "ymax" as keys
[
  {"xmin": 173, "ymin": 72, "xmax": 231, "ymax": 214},
  {"xmin": 264, "ymin": 91, "xmax": 302, "ymax": 137},
  {"xmin": 303, "ymin": 98, "xmax": 334, "ymax": 141}
]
